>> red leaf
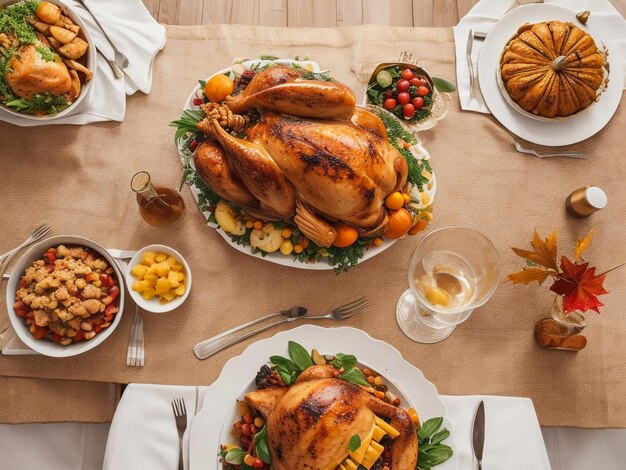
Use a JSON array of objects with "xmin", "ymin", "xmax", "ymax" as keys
[{"xmin": 550, "ymin": 256, "xmax": 608, "ymax": 314}]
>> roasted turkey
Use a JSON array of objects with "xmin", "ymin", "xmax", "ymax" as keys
[
  {"xmin": 245, "ymin": 365, "xmax": 418, "ymax": 470},
  {"xmin": 194, "ymin": 65, "xmax": 408, "ymax": 246}
]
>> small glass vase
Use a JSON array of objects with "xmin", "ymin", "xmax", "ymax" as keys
[{"xmin": 534, "ymin": 296, "xmax": 587, "ymax": 351}]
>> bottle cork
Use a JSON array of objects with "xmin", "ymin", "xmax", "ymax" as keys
[{"xmin": 565, "ymin": 186, "xmax": 607, "ymax": 219}]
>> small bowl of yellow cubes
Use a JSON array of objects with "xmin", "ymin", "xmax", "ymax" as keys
[{"xmin": 125, "ymin": 245, "xmax": 192, "ymax": 313}]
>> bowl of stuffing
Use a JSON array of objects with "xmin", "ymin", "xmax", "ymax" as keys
[
  {"xmin": 6, "ymin": 235, "xmax": 124, "ymax": 357},
  {"xmin": 0, "ymin": 0, "xmax": 96, "ymax": 119}
]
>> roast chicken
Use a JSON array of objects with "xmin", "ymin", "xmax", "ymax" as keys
[
  {"xmin": 194, "ymin": 65, "xmax": 408, "ymax": 246},
  {"xmin": 7, "ymin": 44, "xmax": 71, "ymax": 99},
  {"xmin": 245, "ymin": 365, "xmax": 418, "ymax": 470}
]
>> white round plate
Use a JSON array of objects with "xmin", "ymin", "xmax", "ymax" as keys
[
  {"xmin": 125, "ymin": 244, "xmax": 192, "ymax": 314},
  {"xmin": 479, "ymin": 4, "xmax": 624, "ymax": 146},
  {"xmin": 189, "ymin": 325, "xmax": 458, "ymax": 470}
]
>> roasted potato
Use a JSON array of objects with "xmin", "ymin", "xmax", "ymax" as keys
[
  {"xmin": 54, "ymin": 15, "xmax": 79, "ymax": 34},
  {"xmin": 64, "ymin": 59, "xmax": 93, "ymax": 80},
  {"xmin": 49, "ymin": 25, "xmax": 76, "ymax": 44},
  {"xmin": 35, "ymin": 1, "xmax": 61, "ymax": 25},
  {"xmin": 59, "ymin": 37, "xmax": 88, "ymax": 60},
  {"xmin": 35, "ymin": 32, "xmax": 51, "ymax": 48},
  {"xmin": 67, "ymin": 69, "xmax": 80, "ymax": 100},
  {"xmin": 31, "ymin": 20, "xmax": 50, "ymax": 35},
  {"xmin": 47, "ymin": 35, "xmax": 61, "ymax": 49}
]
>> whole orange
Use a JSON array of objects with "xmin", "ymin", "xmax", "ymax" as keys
[
  {"xmin": 385, "ymin": 208, "xmax": 412, "ymax": 239},
  {"xmin": 333, "ymin": 225, "xmax": 359, "ymax": 247},
  {"xmin": 204, "ymin": 74, "xmax": 235, "ymax": 102}
]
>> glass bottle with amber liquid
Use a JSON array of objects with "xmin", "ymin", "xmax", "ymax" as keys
[{"xmin": 131, "ymin": 171, "xmax": 185, "ymax": 227}]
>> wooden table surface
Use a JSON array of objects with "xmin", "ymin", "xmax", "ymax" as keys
[{"xmin": 141, "ymin": 0, "xmax": 626, "ymax": 27}]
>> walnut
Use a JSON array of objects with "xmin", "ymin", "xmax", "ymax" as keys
[{"xmin": 200, "ymin": 103, "xmax": 248, "ymax": 132}]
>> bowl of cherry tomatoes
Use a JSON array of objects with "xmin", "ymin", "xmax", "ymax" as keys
[{"xmin": 364, "ymin": 63, "xmax": 449, "ymax": 130}]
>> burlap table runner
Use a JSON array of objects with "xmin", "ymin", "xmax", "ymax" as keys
[
  {"xmin": 1, "ymin": 25, "xmax": 624, "ymax": 427},
  {"xmin": 0, "ymin": 377, "xmax": 118, "ymax": 423}
]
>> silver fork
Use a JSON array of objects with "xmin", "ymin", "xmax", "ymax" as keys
[
  {"xmin": 514, "ymin": 139, "xmax": 588, "ymax": 159},
  {"xmin": 0, "ymin": 224, "xmax": 52, "ymax": 263},
  {"xmin": 171, "ymin": 398, "xmax": 187, "ymax": 470},
  {"xmin": 76, "ymin": 0, "xmax": 129, "ymax": 69},
  {"xmin": 194, "ymin": 297, "xmax": 369, "ymax": 360},
  {"xmin": 0, "ymin": 225, "xmax": 52, "ymax": 280},
  {"xmin": 126, "ymin": 304, "xmax": 144, "ymax": 367}
]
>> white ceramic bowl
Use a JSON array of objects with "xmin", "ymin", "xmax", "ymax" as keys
[
  {"xmin": 0, "ymin": 0, "xmax": 97, "ymax": 120},
  {"xmin": 6, "ymin": 235, "xmax": 125, "ymax": 357},
  {"xmin": 125, "ymin": 245, "xmax": 192, "ymax": 314}
]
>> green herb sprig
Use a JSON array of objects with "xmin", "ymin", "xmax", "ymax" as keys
[
  {"xmin": 0, "ymin": 0, "xmax": 39, "ymax": 44},
  {"xmin": 348, "ymin": 434, "xmax": 362, "ymax": 452},
  {"xmin": 4, "ymin": 93, "xmax": 69, "ymax": 115},
  {"xmin": 416, "ymin": 417, "xmax": 454, "ymax": 470},
  {"xmin": 253, "ymin": 424, "xmax": 271, "ymax": 464}
]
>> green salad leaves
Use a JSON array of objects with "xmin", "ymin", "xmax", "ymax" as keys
[{"xmin": 416, "ymin": 417, "xmax": 454, "ymax": 469}]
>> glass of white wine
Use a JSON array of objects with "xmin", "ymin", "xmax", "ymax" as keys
[{"xmin": 396, "ymin": 226, "xmax": 501, "ymax": 343}]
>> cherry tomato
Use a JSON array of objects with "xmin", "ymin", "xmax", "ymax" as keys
[
  {"xmin": 412, "ymin": 96, "xmax": 424, "ymax": 109},
  {"xmin": 383, "ymin": 98, "xmax": 397, "ymax": 110},
  {"xmin": 403, "ymin": 103, "xmax": 415, "ymax": 119},
  {"xmin": 401, "ymin": 69, "xmax": 414, "ymax": 80},
  {"xmin": 397, "ymin": 92, "xmax": 411, "ymax": 105},
  {"xmin": 105, "ymin": 304, "xmax": 119, "ymax": 316},
  {"xmin": 384, "ymin": 90, "xmax": 393, "ymax": 99},
  {"xmin": 417, "ymin": 85, "xmax": 430, "ymax": 96},
  {"xmin": 396, "ymin": 79, "xmax": 410, "ymax": 92},
  {"xmin": 33, "ymin": 327, "xmax": 47, "ymax": 340},
  {"xmin": 192, "ymin": 97, "xmax": 203, "ymax": 106},
  {"xmin": 252, "ymin": 458, "xmax": 265, "ymax": 469},
  {"xmin": 109, "ymin": 286, "xmax": 120, "ymax": 302},
  {"xmin": 410, "ymin": 77, "xmax": 421, "ymax": 86}
]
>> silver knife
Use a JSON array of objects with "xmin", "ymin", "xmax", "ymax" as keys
[
  {"xmin": 472, "ymin": 400, "xmax": 485, "ymax": 470},
  {"xmin": 466, "ymin": 29, "xmax": 475, "ymax": 99}
]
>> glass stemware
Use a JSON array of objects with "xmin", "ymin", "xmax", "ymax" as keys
[{"xmin": 396, "ymin": 226, "xmax": 501, "ymax": 343}]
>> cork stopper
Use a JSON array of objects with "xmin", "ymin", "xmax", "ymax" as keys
[{"xmin": 565, "ymin": 186, "xmax": 607, "ymax": 218}]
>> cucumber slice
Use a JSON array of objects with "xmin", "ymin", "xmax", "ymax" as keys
[{"xmin": 376, "ymin": 69, "xmax": 393, "ymax": 88}]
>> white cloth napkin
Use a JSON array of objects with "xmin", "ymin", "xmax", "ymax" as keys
[
  {"xmin": 103, "ymin": 384, "xmax": 551, "ymax": 470},
  {"xmin": 0, "ymin": 0, "xmax": 165, "ymax": 126},
  {"xmin": 103, "ymin": 384, "xmax": 199, "ymax": 470},
  {"xmin": 454, "ymin": 0, "xmax": 626, "ymax": 113}
]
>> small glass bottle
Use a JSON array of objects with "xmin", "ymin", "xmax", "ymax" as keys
[
  {"xmin": 131, "ymin": 171, "xmax": 185, "ymax": 227},
  {"xmin": 565, "ymin": 186, "xmax": 607, "ymax": 219}
]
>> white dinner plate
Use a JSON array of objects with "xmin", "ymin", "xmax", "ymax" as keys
[
  {"xmin": 189, "ymin": 325, "xmax": 458, "ymax": 470},
  {"xmin": 176, "ymin": 58, "xmax": 435, "ymax": 270},
  {"xmin": 479, "ymin": 4, "xmax": 624, "ymax": 146}
]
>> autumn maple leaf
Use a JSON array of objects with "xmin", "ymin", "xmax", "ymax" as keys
[
  {"xmin": 550, "ymin": 256, "xmax": 608, "ymax": 314},
  {"xmin": 511, "ymin": 229, "xmax": 559, "ymax": 271},
  {"xmin": 574, "ymin": 226, "xmax": 595, "ymax": 262}
]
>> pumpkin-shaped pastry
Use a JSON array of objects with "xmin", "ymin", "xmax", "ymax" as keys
[{"xmin": 500, "ymin": 21, "xmax": 607, "ymax": 118}]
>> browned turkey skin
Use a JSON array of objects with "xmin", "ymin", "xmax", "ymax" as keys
[
  {"xmin": 194, "ymin": 65, "xmax": 408, "ymax": 242},
  {"xmin": 245, "ymin": 365, "xmax": 418, "ymax": 470}
]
